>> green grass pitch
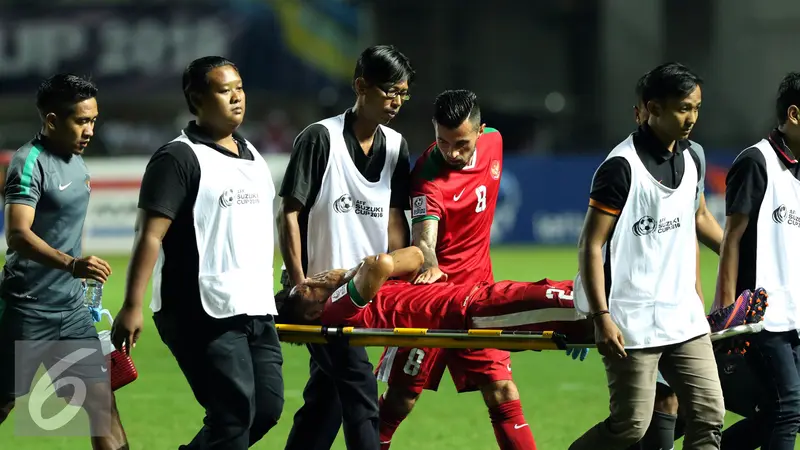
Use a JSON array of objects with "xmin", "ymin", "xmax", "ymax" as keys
[{"xmin": 0, "ymin": 246, "xmax": 770, "ymax": 449}]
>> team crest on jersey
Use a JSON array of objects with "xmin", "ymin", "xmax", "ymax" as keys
[
  {"xmin": 490, "ymin": 160, "xmax": 500, "ymax": 180},
  {"xmin": 411, "ymin": 196, "xmax": 427, "ymax": 218},
  {"xmin": 85, "ymin": 173, "xmax": 91, "ymax": 192}
]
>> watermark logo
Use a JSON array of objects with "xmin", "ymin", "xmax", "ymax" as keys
[{"xmin": 14, "ymin": 339, "xmax": 112, "ymax": 437}]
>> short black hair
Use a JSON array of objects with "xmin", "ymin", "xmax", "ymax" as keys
[
  {"xmin": 182, "ymin": 56, "xmax": 238, "ymax": 115},
  {"xmin": 433, "ymin": 90, "xmax": 481, "ymax": 129},
  {"xmin": 776, "ymin": 72, "xmax": 800, "ymax": 123},
  {"xmin": 635, "ymin": 73, "xmax": 648, "ymax": 105},
  {"xmin": 275, "ymin": 288, "xmax": 294, "ymax": 321},
  {"xmin": 640, "ymin": 62, "xmax": 703, "ymax": 106},
  {"xmin": 353, "ymin": 45, "xmax": 415, "ymax": 88},
  {"xmin": 275, "ymin": 288, "xmax": 307, "ymax": 346},
  {"xmin": 36, "ymin": 73, "xmax": 98, "ymax": 119},
  {"xmin": 275, "ymin": 288, "xmax": 302, "ymax": 325}
]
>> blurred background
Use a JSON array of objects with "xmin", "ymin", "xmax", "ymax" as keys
[
  {"xmin": 0, "ymin": 0, "xmax": 796, "ymax": 249},
  {"xmin": 2, "ymin": 1, "xmax": 798, "ymax": 448}
]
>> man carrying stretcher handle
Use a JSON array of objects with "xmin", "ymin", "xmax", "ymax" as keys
[{"xmin": 276, "ymin": 246, "xmax": 767, "ymax": 344}]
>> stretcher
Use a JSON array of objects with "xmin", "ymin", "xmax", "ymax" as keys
[{"xmin": 275, "ymin": 322, "xmax": 765, "ymax": 351}]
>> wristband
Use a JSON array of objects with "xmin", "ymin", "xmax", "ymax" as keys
[
  {"xmin": 590, "ymin": 310, "xmax": 609, "ymax": 319},
  {"xmin": 69, "ymin": 258, "xmax": 77, "ymax": 276}
]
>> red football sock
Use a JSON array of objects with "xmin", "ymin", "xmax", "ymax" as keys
[
  {"xmin": 488, "ymin": 399, "xmax": 537, "ymax": 450},
  {"xmin": 378, "ymin": 395, "xmax": 409, "ymax": 450}
]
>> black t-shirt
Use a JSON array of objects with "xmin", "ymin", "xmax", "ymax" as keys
[
  {"xmin": 725, "ymin": 128, "xmax": 800, "ymax": 295},
  {"xmin": 278, "ymin": 109, "xmax": 411, "ymax": 274},
  {"xmin": 589, "ymin": 124, "xmax": 702, "ymax": 215},
  {"xmin": 138, "ymin": 121, "xmax": 253, "ymax": 316}
]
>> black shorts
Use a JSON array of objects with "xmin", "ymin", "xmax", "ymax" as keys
[{"xmin": 0, "ymin": 300, "xmax": 107, "ymax": 400}]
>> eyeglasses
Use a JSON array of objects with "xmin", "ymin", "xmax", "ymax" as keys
[{"xmin": 377, "ymin": 86, "xmax": 411, "ymax": 101}]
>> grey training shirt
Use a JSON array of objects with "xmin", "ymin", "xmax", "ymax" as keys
[
  {"xmin": 1, "ymin": 136, "xmax": 91, "ymax": 311},
  {"xmin": 690, "ymin": 139, "xmax": 707, "ymax": 209}
]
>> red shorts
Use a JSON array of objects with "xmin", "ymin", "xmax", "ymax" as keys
[
  {"xmin": 376, "ymin": 346, "xmax": 512, "ymax": 394},
  {"xmin": 375, "ymin": 278, "xmax": 584, "ymax": 394}
]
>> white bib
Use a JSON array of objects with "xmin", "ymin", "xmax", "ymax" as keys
[
  {"xmin": 150, "ymin": 133, "xmax": 276, "ymax": 318},
  {"xmin": 751, "ymin": 139, "xmax": 800, "ymax": 332},
  {"xmin": 305, "ymin": 113, "xmax": 401, "ymax": 275},
  {"xmin": 574, "ymin": 135, "xmax": 709, "ymax": 349}
]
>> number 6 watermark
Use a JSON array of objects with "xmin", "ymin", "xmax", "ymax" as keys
[
  {"xmin": 28, "ymin": 348, "xmax": 94, "ymax": 430},
  {"xmin": 14, "ymin": 339, "xmax": 111, "ymax": 437}
]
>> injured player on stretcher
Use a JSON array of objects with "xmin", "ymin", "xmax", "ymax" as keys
[
  {"xmin": 276, "ymin": 246, "xmax": 766, "ymax": 346},
  {"xmin": 276, "ymin": 246, "xmax": 593, "ymax": 341}
]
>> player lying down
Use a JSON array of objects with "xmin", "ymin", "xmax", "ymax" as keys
[
  {"xmin": 276, "ymin": 246, "xmax": 767, "ymax": 346},
  {"xmin": 276, "ymin": 246, "xmax": 590, "ymax": 341}
]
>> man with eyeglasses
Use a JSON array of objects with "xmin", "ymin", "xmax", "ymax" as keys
[{"xmin": 278, "ymin": 44, "xmax": 414, "ymax": 450}]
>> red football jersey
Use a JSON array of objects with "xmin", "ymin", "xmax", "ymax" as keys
[
  {"xmin": 321, "ymin": 280, "xmax": 476, "ymax": 329},
  {"xmin": 409, "ymin": 128, "xmax": 503, "ymax": 285}
]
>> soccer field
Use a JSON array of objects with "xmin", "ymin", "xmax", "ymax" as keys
[{"xmin": 0, "ymin": 245, "xmax": 762, "ymax": 449}]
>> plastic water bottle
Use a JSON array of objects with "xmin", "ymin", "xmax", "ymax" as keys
[{"xmin": 83, "ymin": 279, "xmax": 103, "ymax": 309}]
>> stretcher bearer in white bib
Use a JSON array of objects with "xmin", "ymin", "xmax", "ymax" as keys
[
  {"xmin": 715, "ymin": 72, "xmax": 800, "ymax": 450},
  {"xmin": 629, "ymin": 72, "xmax": 724, "ymax": 450},
  {"xmin": 277, "ymin": 45, "xmax": 414, "ymax": 450},
  {"xmin": 569, "ymin": 63, "xmax": 725, "ymax": 450},
  {"xmin": 111, "ymin": 57, "xmax": 284, "ymax": 450}
]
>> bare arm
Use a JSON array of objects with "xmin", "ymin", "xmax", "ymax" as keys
[
  {"xmin": 580, "ymin": 207, "xmax": 629, "ymax": 358},
  {"xmin": 123, "ymin": 210, "xmax": 173, "ymax": 309},
  {"xmin": 5, "ymin": 204, "xmax": 74, "ymax": 272},
  {"xmin": 303, "ymin": 268, "xmax": 352, "ymax": 291},
  {"xmin": 715, "ymin": 213, "xmax": 749, "ymax": 308},
  {"xmin": 277, "ymin": 197, "xmax": 305, "ymax": 286},
  {"xmin": 388, "ymin": 207, "xmax": 410, "ymax": 252},
  {"xmin": 351, "ymin": 246, "xmax": 424, "ymax": 303},
  {"xmin": 577, "ymin": 208, "xmax": 618, "ymax": 315},
  {"xmin": 695, "ymin": 194, "xmax": 723, "ymax": 255},
  {"xmin": 412, "ymin": 219, "xmax": 439, "ymax": 271},
  {"xmin": 695, "ymin": 239, "xmax": 704, "ymax": 302},
  {"xmin": 306, "ymin": 244, "xmax": 425, "ymax": 292}
]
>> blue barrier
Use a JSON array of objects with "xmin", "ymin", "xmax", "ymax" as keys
[{"xmin": 490, "ymin": 155, "xmax": 599, "ymax": 245}]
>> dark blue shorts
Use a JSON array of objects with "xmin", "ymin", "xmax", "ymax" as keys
[{"xmin": 0, "ymin": 300, "xmax": 106, "ymax": 400}]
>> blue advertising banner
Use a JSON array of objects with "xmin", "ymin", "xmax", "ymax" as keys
[
  {"xmin": 489, "ymin": 155, "xmax": 598, "ymax": 245},
  {"xmin": 489, "ymin": 154, "xmax": 737, "ymax": 245}
]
